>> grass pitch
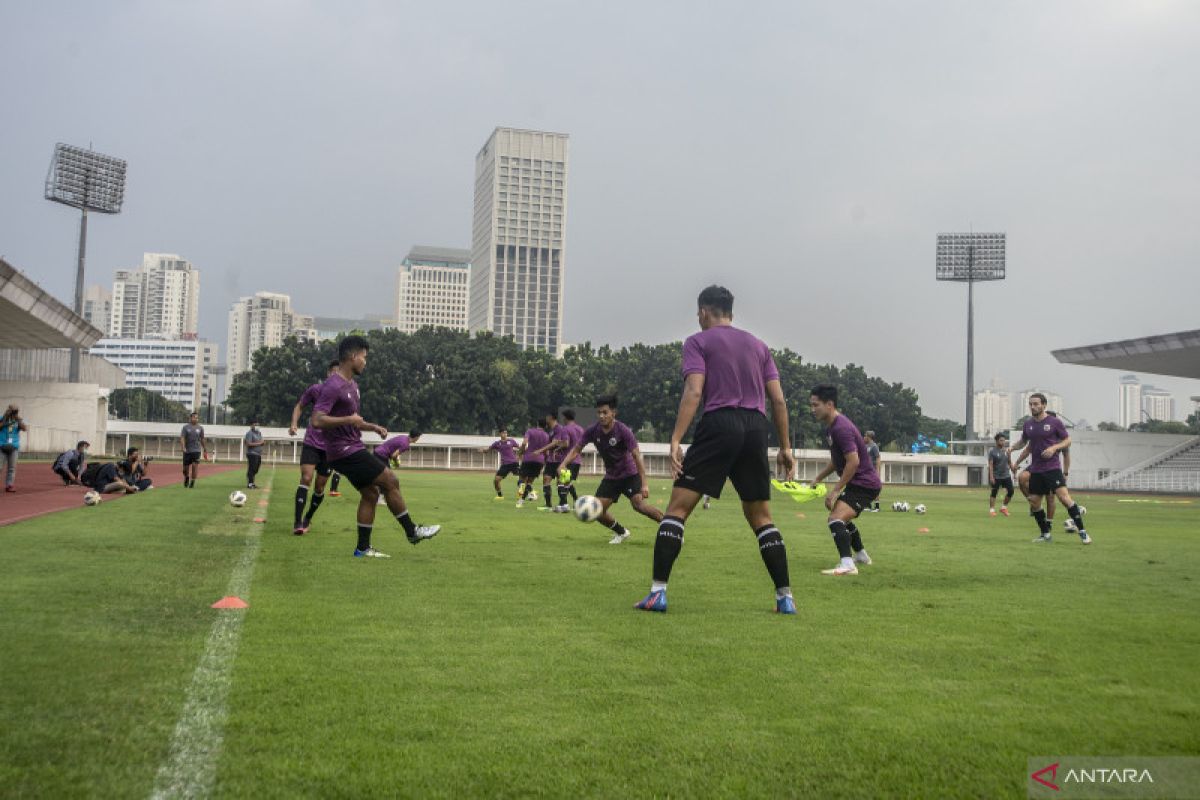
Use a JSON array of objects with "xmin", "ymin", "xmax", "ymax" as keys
[{"xmin": 1, "ymin": 470, "xmax": 1197, "ymax": 797}]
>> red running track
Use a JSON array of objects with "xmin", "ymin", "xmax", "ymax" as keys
[{"xmin": 0, "ymin": 462, "xmax": 241, "ymax": 527}]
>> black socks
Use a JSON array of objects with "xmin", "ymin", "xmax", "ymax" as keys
[
  {"xmin": 754, "ymin": 524, "xmax": 790, "ymax": 590},
  {"xmin": 357, "ymin": 524, "xmax": 372, "ymax": 551},
  {"xmin": 847, "ymin": 521, "xmax": 865, "ymax": 553},
  {"xmin": 305, "ymin": 492, "xmax": 324, "ymax": 522},
  {"xmin": 294, "ymin": 485, "xmax": 308, "ymax": 526},
  {"xmin": 1032, "ymin": 508, "xmax": 1051, "ymax": 534},
  {"xmin": 396, "ymin": 510, "xmax": 417, "ymax": 537},
  {"xmin": 652, "ymin": 517, "xmax": 685, "ymax": 583},
  {"xmin": 828, "ymin": 520, "xmax": 853, "ymax": 558}
]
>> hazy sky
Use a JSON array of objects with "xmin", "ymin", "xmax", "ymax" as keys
[{"xmin": 2, "ymin": 1, "xmax": 1198, "ymax": 425}]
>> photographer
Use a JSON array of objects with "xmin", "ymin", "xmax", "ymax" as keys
[
  {"xmin": 53, "ymin": 441, "xmax": 90, "ymax": 485},
  {"xmin": 1, "ymin": 404, "xmax": 29, "ymax": 493},
  {"xmin": 118, "ymin": 447, "xmax": 153, "ymax": 492},
  {"xmin": 90, "ymin": 461, "xmax": 137, "ymax": 494}
]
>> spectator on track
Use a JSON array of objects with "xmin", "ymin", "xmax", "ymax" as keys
[{"xmin": 52, "ymin": 441, "xmax": 90, "ymax": 485}]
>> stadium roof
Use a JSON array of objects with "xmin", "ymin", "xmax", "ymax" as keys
[
  {"xmin": 0, "ymin": 257, "xmax": 104, "ymax": 349},
  {"xmin": 1052, "ymin": 329, "xmax": 1200, "ymax": 380}
]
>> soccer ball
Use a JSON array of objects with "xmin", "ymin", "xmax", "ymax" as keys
[
  {"xmin": 893, "ymin": 501, "xmax": 909, "ymax": 512},
  {"xmin": 229, "ymin": 490, "xmax": 247, "ymax": 508},
  {"xmin": 83, "ymin": 491, "xmax": 101, "ymax": 506},
  {"xmin": 914, "ymin": 504, "xmax": 927, "ymax": 515},
  {"xmin": 892, "ymin": 501, "xmax": 901, "ymax": 512},
  {"xmin": 573, "ymin": 495, "xmax": 603, "ymax": 523}
]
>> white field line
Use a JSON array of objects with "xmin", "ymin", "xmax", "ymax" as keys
[{"xmin": 149, "ymin": 472, "xmax": 274, "ymax": 800}]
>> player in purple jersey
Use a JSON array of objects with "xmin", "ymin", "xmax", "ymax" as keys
[
  {"xmin": 1009, "ymin": 395, "xmax": 1091, "ymax": 544},
  {"xmin": 530, "ymin": 410, "xmax": 564, "ymax": 512},
  {"xmin": 375, "ymin": 430, "xmax": 421, "ymax": 466},
  {"xmin": 479, "ymin": 427, "xmax": 521, "ymax": 500},
  {"xmin": 311, "ymin": 336, "xmax": 440, "ymax": 558},
  {"xmin": 557, "ymin": 394, "xmax": 664, "ymax": 543},
  {"xmin": 288, "ymin": 361, "xmax": 339, "ymax": 534},
  {"xmin": 514, "ymin": 418, "xmax": 551, "ymax": 508},
  {"xmin": 809, "ymin": 385, "xmax": 882, "ymax": 576},
  {"xmin": 549, "ymin": 409, "xmax": 585, "ymax": 511},
  {"xmin": 636, "ymin": 285, "xmax": 796, "ymax": 614}
]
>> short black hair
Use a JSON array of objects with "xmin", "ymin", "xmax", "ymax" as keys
[
  {"xmin": 327, "ymin": 359, "xmax": 340, "ymax": 371},
  {"xmin": 562, "ymin": 408, "xmax": 575, "ymax": 421},
  {"xmin": 338, "ymin": 335, "xmax": 370, "ymax": 362},
  {"xmin": 76, "ymin": 440, "xmax": 89, "ymax": 449},
  {"xmin": 409, "ymin": 429, "xmax": 422, "ymax": 439},
  {"xmin": 810, "ymin": 384, "xmax": 838, "ymax": 405},
  {"xmin": 994, "ymin": 433, "xmax": 1008, "ymax": 442},
  {"xmin": 1030, "ymin": 392, "xmax": 1048, "ymax": 404},
  {"xmin": 697, "ymin": 285, "xmax": 734, "ymax": 316},
  {"xmin": 595, "ymin": 394, "xmax": 618, "ymax": 409},
  {"xmin": 126, "ymin": 446, "xmax": 139, "ymax": 457}
]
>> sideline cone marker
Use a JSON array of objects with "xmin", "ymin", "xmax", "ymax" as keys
[
  {"xmin": 918, "ymin": 527, "xmax": 931, "ymax": 533},
  {"xmin": 211, "ymin": 596, "xmax": 248, "ymax": 609},
  {"xmin": 253, "ymin": 517, "xmax": 266, "ymax": 523}
]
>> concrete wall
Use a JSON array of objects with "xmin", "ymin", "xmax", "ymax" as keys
[
  {"xmin": 0, "ymin": 381, "xmax": 108, "ymax": 455},
  {"xmin": 1033, "ymin": 430, "xmax": 1196, "ymax": 488}
]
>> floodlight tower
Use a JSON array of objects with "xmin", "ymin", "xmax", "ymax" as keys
[
  {"xmin": 45, "ymin": 143, "xmax": 128, "ymax": 382},
  {"xmin": 935, "ymin": 232, "xmax": 1006, "ymax": 439}
]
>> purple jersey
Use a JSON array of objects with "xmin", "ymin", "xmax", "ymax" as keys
[
  {"xmin": 490, "ymin": 437, "xmax": 520, "ymax": 465},
  {"xmin": 826, "ymin": 413, "xmax": 882, "ymax": 491},
  {"xmin": 681, "ymin": 325, "xmax": 779, "ymax": 416},
  {"xmin": 521, "ymin": 427, "xmax": 550, "ymax": 464},
  {"xmin": 375, "ymin": 434, "xmax": 411, "ymax": 462},
  {"xmin": 563, "ymin": 422, "xmax": 585, "ymax": 466},
  {"xmin": 297, "ymin": 384, "xmax": 325, "ymax": 449},
  {"xmin": 313, "ymin": 373, "xmax": 364, "ymax": 462},
  {"xmin": 1023, "ymin": 414, "xmax": 1069, "ymax": 473},
  {"xmin": 582, "ymin": 420, "xmax": 640, "ymax": 480},
  {"xmin": 545, "ymin": 424, "xmax": 565, "ymax": 462}
]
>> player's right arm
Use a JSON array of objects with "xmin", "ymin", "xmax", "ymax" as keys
[
  {"xmin": 766, "ymin": 379, "xmax": 795, "ymax": 480},
  {"xmin": 289, "ymin": 398, "xmax": 306, "ymax": 436},
  {"xmin": 668, "ymin": 373, "xmax": 706, "ymax": 477},
  {"xmin": 812, "ymin": 461, "xmax": 836, "ymax": 485}
]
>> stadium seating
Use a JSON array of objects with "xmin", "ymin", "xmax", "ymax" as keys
[{"xmin": 1099, "ymin": 436, "xmax": 1200, "ymax": 493}]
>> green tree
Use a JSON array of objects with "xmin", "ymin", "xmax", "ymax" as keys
[{"xmin": 107, "ymin": 388, "xmax": 192, "ymax": 423}]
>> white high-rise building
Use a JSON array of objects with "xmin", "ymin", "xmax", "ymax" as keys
[
  {"xmin": 396, "ymin": 246, "xmax": 471, "ymax": 334},
  {"xmin": 91, "ymin": 337, "xmax": 218, "ymax": 409},
  {"xmin": 972, "ymin": 383, "xmax": 1013, "ymax": 437},
  {"xmin": 1118, "ymin": 375, "xmax": 1143, "ymax": 429},
  {"xmin": 1142, "ymin": 385, "xmax": 1175, "ymax": 422},
  {"xmin": 227, "ymin": 292, "xmax": 316, "ymax": 376},
  {"xmin": 469, "ymin": 127, "xmax": 569, "ymax": 353},
  {"xmin": 1018, "ymin": 389, "xmax": 1064, "ymax": 421},
  {"xmin": 82, "ymin": 286, "xmax": 112, "ymax": 333},
  {"xmin": 108, "ymin": 253, "xmax": 200, "ymax": 339}
]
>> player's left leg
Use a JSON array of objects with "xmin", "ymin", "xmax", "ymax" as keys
[
  {"xmin": 595, "ymin": 494, "xmax": 631, "ymax": 544},
  {"xmin": 822, "ymin": 499, "xmax": 862, "ymax": 576},
  {"xmin": 741, "ymin": 498, "xmax": 794, "ymax": 613},
  {"xmin": 1054, "ymin": 484, "xmax": 1090, "ymax": 543},
  {"xmin": 376, "ymin": 468, "xmax": 440, "ymax": 545},
  {"xmin": 353, "ymin": 484, "xmax": 388, "ymax": 557},
  {"xmin": 629, "ymin": 491, "xmax": 664, "ymax": 525}
]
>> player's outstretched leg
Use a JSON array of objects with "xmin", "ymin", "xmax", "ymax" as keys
[
  {"xmin": 378, "ymin": 470, "xmax": 440, "ymax": 545},
  {"xmin": 596, "ymin": 499, "xmax": 630, "ymax": 544}
]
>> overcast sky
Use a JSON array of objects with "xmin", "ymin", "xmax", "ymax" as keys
[{"xmin": 2, "ymin": 0, "xmax": 1198, "ymax": 425}]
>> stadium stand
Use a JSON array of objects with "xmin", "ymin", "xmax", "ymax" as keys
[{"xmin": 1098, "ymin": 435, "xmax": 1200, "ymax": 494}]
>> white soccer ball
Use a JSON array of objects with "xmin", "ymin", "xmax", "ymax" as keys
[
  {"xmin": 899, "ymin": 501, "xmax": 910, "ymax": 512},
  {"xmin": 229, "ymin": 490, "xmax": 248, "ymax": 508},
  {"xmin": 83, "ymin": 491, "xmax": 101, "ymax": 506},
  {"xmin": 573, "ymin": 495, "xmax": 603, "ymax": 523},
  {"xmin": 914, "ymin": 503, "xmax": 927, "ymax": 515},
  {"xmin": 892, "ymin": 501, "xmax": 901, "ymax": 512}
]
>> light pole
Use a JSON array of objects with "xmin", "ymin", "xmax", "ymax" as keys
[
  {"xmin": 936, "ymin": 233, "xmax": 1006, "ymax": 439},
  {"xmin": 45, "ymin": 143, "xmax": 127, "ymax": 382}
]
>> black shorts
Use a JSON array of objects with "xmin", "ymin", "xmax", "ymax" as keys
[
  {"xmin": 990, "ymin": 476, "xmax": 1014, "ymax": 495},
  {"xmin": 519, "ymin": 461, "xmax": 544, "ymax": 480},
  {"xmin": 674, "ymin": 408, "xmax": 771, "ymax": 501},
  {"xmin": 300, "ymin": 444, "xmax": 332, "ymax": 477},
  {"xmin": 1028, "ymin": 469, "xmax": 1067, "ymax": 496},
  {"xmin": 595, "ymin": 474, "xmax": 642, "ymax": 504},
  {"xmin": 559, "ymin": 463, "xmax": 581, "ymax": 483},
  {"xmin": 543, "ymin": 461, "xmax": 562, "ymax": 478},
  {"xmin": 495, "ymin": 462, "xmax": 520, "ymax": 478},
  {"xmin": 328, "ymin": 449, "xmax": 386, "ymax": 491},
  {"xmin": 837, "ymin": 484, "xmax": 881, "ymax": 515},
  {"xmin": 182, "ymin": 452, "xmax": 202, "ymax": 467}
]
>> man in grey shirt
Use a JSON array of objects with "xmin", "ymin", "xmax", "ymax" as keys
[
  {"xmin": 987, "ymin": 432, "xmax": 1014, "ymax": 516},
  {"xmin": 180, "ymin": 412, "xmax": 209, "ymax": 489},
  {"xmin": 244, "ymin": 422, "xmax": 264, "ymax": 489},
  {"xmin": 863, "ymin": 431, "xmax": 882, "ymax": 511}
]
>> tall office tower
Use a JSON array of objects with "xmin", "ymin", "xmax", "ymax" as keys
[
  {"xmin": 82, "ymin": 286, "xmax": 112, "ymax": 334},
  {"xmin": 1118, "ymin": 374, "xmax": 1143, "ymax": 429},
  {"xmin": 1018, "ymin": 389, "xmax": 1065, "ymax": 421},
  {"xmin": 972, "ymin": 381, "xmax": 1013, "ymax": 437},
  {"xmin": 1142, "ymin": 385, "xmax": 1175, "ymax": 422},
  {"xmin": 227, "ymin": 291, "xmax": 316, "ymax": 376},
  {"xmin": 395, "ymin": 246, "xmax": 471, "ymax": 333},
  {"xmin": 469, "ymin": 127, "xmax": 569, "ymax": 353},
  {"xmin": 108, "ymin": 253, "xmax": 201, "ymax": 339}
]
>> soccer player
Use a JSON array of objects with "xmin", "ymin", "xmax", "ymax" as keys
[
  {"xmin": 634, "ymin": 285, "xmax": 796, "ymax": 614},
  {"xmin": 374, "ymin": 430, "xmax": 422, "ymax": 466},
  {"xmin": 809, "ymin": 384, "xmax": 881, "ymax": 577},
  {"xmin": 863, "ymin": 431, "xmax": 882, "ymax": 511},
  {"xmin": 987, "ymin": 433, "xmax": 1015, "ymax": 516},
  {"xmin": 531, "ymin": 410, "xmax": 564, "ymax": 512},
  {"xmin": 179, "ymin": 412, "xmax": 209, "ymax": 488},
  {"xmin": 244, "ymin": 421, "xmax": 264, "ymax": 489},
  {"xmin": 555, "ymin": 394, "xmax": 663, "ymax": 544},
  {"xmin": 514, "ymin": 418, "xmax": 550, "ymax": 508},
  {"xmin": 311, "ymin": 335, "xmax": 440, "ymax": 558},
  {"xmin": 553, "ymin": 409, "xmax": 585, "ymax": 511},
  {"xmin": 480, "ymin": 428, "xmax": 520, "ymax": 500},
  {"xmin": 289, "ymin": 361, "xmax": 339, "ymax": 535},
  {"xmin": 1011, "ymin": 397, "xmax": 1090, "ymax": 543}
]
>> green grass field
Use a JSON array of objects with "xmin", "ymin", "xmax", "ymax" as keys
[{"xmin": 1, "ymin": 469, "xmax": 1197, "ymax": 798}]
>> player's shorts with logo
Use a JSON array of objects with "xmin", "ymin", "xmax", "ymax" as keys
[
  {"xmin": 328, "ymin": 449, "xmax": 386, "ymax": 490},
  {"xmin": 990, "ymin": 476, "xmax": 1014, "ymax": 495},
  {"xmin": 519, "ymin": 461, "xmax": 544, "ymax": 481},
  {"xmin": 1028, "ymin": 469, "xmax": 1067, "ymax": 496},
  {"xmin": 837, "ymin": 484, "xmax": 881, "ymax": 515},
  {"xmin": 596, "ymin": 473, "xmax": 643, "ymax": 504},
  {"xmin": 543, "ymin": 460, "xmax": 562, "ymax": 478},
  {"xmin": 495, "ymin": 462, "xmax": 519, "ymax": 478},
  {"xmin": 182, "ymin": 451, "xmax": 202, "ymax": 467},
  {"xmin": 300, "ymin": 444, "xmax": 332, "ymax": 476},
  {"xmin": 674, "ymin": 407, "xmax": 771, "ymax": 501}
]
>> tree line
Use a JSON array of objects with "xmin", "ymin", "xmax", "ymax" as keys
[{"xmin": 224, "ymin": 328, "xmax": 929, "ymax": 448}]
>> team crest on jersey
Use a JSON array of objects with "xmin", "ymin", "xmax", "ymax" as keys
[
  {"xmin": 1043, "ymin": 424, "xmax": 1051, "ymax": 431},
  {"xmin": 609, "ymin": 437, "xmax": 618, "ymax": 446}
]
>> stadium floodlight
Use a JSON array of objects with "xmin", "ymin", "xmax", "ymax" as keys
[
  {"xmin": 936, "ymin": 232, "xmax": 1007, "ymax": 439},
  {"xmin": 45, "ymin": 143, "xmax": 128, "ymax": 382}
]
